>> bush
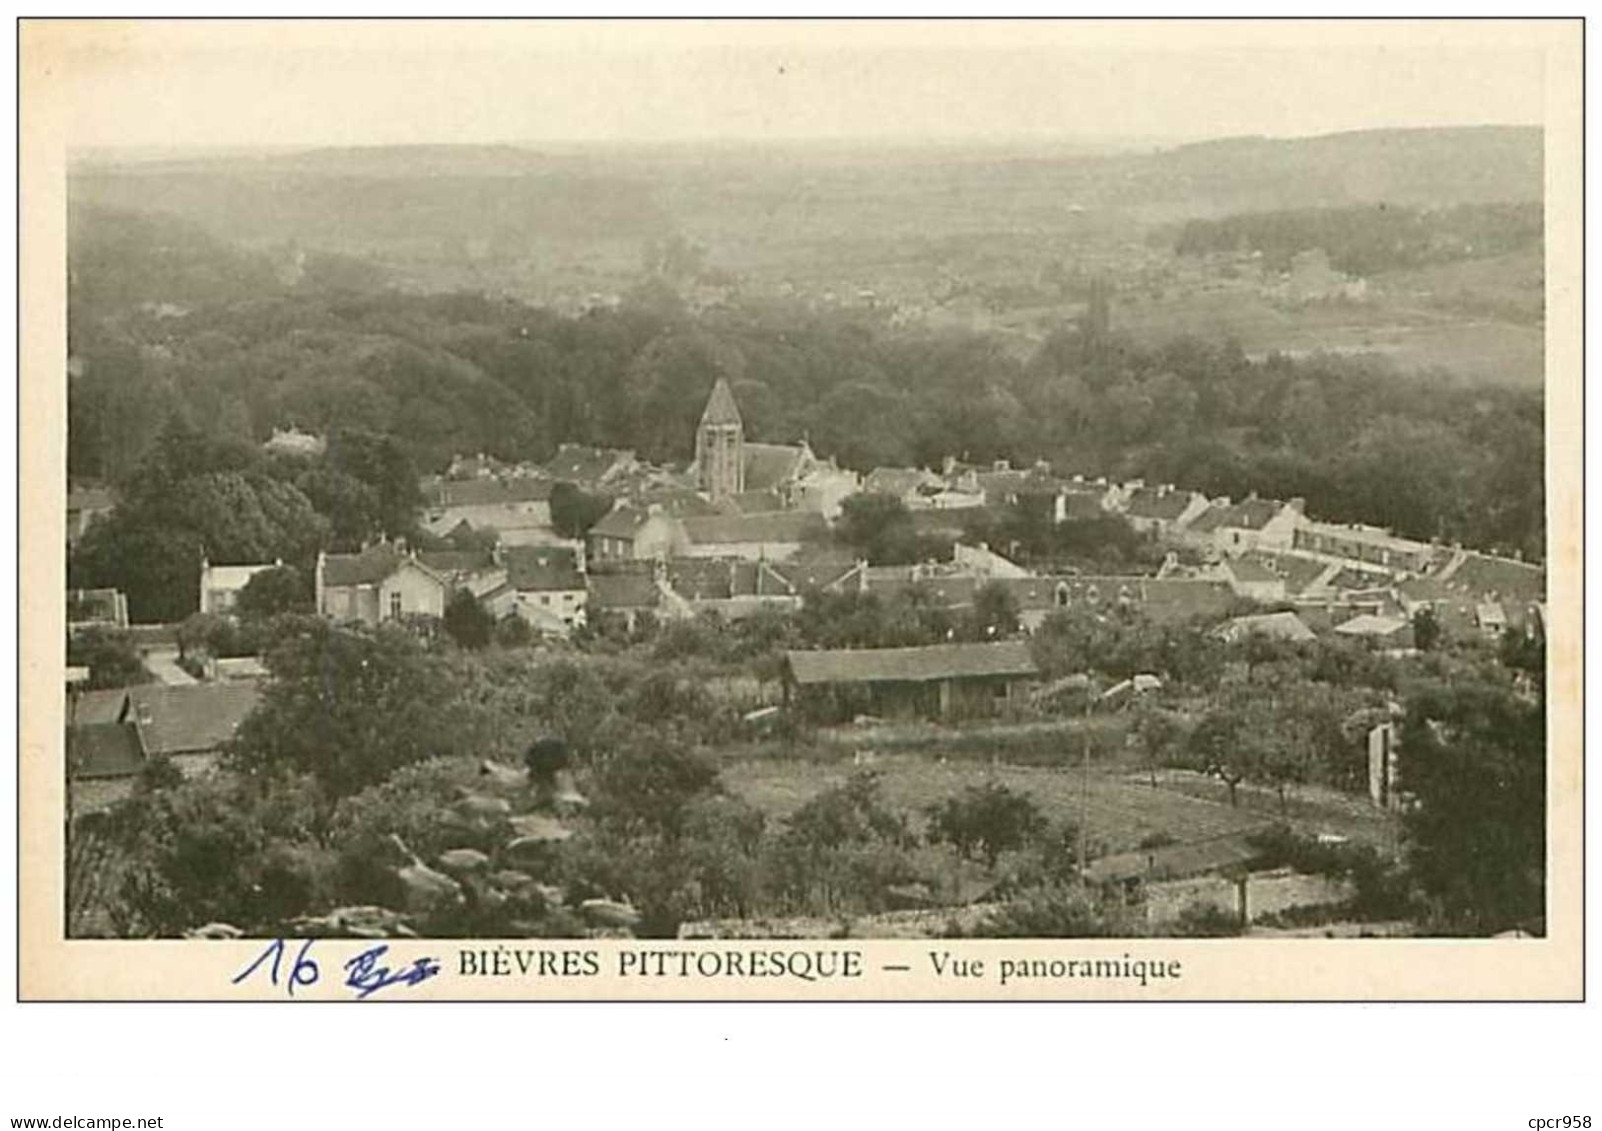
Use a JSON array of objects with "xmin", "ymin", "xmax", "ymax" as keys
[{"xmin": 924, "ymin": 781, "xmax": 1047, "ymax": 867}]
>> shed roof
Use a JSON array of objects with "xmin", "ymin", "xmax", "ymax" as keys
[{"xmin": 785, "ymin": 641, "xmax": 1038, "ymax": 685}]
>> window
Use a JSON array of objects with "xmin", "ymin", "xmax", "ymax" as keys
[
  {"xmin": 1055, "ymin": 583, "xmax": 1070, "ymax": 609},
  {"xmin": 540, "ymin": 595, "xmax": 551, "ymax": 606},
  {"xmin": 389, "ymin": 593, "xmax": 403, "ymax": 620}
]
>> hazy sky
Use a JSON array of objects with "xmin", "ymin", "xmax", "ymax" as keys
[{"xmin": 33, "ymin": 20, "xmax": 1554, "ymax": 152}]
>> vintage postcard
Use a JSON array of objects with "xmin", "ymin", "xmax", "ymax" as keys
[{"xmin": 17, "ymin": 18, "xmax": 1583, "ymax": 1001}]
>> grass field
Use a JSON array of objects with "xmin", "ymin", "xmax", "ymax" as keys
[
  {"xmin": 722, "ymin": 754, "xmax": 1271, "ymax": 855},
  {"xmin": 721, "ymin": 754, "xmax": 1398, "ymax": 858}
]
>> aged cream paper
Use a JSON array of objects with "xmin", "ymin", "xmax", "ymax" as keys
[{"xmin": 18, "ymin": 18, "xmax": 1583, "ymax": 1001}]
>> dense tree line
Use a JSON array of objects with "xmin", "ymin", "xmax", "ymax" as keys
[
  {"xmin": 1172, "ymin": 201, "xmax": 1543, "ymax": 276},
  {"xmin": 71, "ymin": 206, "xmax": 1543, "ymax": 562}
]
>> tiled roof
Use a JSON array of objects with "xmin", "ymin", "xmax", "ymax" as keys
[
  {"xmin": 75, "ymin": 684, "xmax": 261, "ymax": 757},
  {"xmin": 1139, "ymin": 579, "xmax": 1235, "ymax": 622},
  {"xmin": 1125, "ymin": 488, "xmax": 1193, "ymax": 522},
  {"xmin": 1446, "ymin": 553, "xmax": 1545, "ymax": 603},
  {"xmin": 589, "ymin": 505, "xmax": 660, "ymax": 540},
  {"xmin": 505, "ymin": 546, "xmax": 584, "ymax": 592},
  {"xmin": 71, "ymin": 722, "xmax": 146, "ymax": 779},
  {"xmin": 669, "ymin": 559, "xmax": 799, "ymax": 600},
  {"xmin": 543, "ymin": 443, "xmax": 633, "ymax": 484},
  {"xmin": 1226, "ymin": 557, "xmax": 1281, "ymax": 584},
  {"xmin": 700, "ymin": 377, "xmax": 743, "ymax": 426},
  {"xmin": 634, "ymin": 489, "xmax": 721, "ymax": 518},
  {"xmin": 682, "ymin": 511, "xmax": 826, "ymax": 545},
  {"xmin": 1245, "ymin": 552, "xmax": 1329, "ymax": 596},
  {"xmin": 785, "ymin": 641, "xmax": 1038, "ymax": 685},
  {"xmin": 1190, "ymin": 497, "xmax": 1286, "ymax": 533},
  {"xmin": 432, "ymin": 477, "xmax": 553, "ymax": 507},
  {"xmin": 415, "ymin": 549, "xmax": 499, "ymax": 578},
  {"xmin": 769, "ymin": 560, "xmax": 864, "ymax": 593},
  {"xmin": 731, "ymin": 489, "xmax": 786, "ymax": 514},
  {"xmin": 742, "ymin": 443, "xmax": 808, "ymax": 492},
  {"xmin": 321, "ymin": 545, "xmax": 406, "ymax": 587},
  {"xmin": 587, "ymin": 573, "xmax": 661, "ymax": 610}
]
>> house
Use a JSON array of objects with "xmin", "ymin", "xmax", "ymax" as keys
[
  {"xmin": 784, "ymin": 453, "xmax": 862, "ymax": 520},
  {"xmin": 995, "ymin": 575, "xmax": 1235, "ymax": 632},
  {"xmin": 316, "ymin": 543, "xmax": 449, "ymax": 626},
  {"xmin": 1293, "ymin": 522, "xmax": 1435, "ymax": 574},
  {"xmin": 67, "ymin": 588, "xmax": 129, "ymax": 634},
  {"xmin": 679, "ymin": 511, "xmax": 828, "ymax": 562},
  {"xmin": 864, "ymin": 467, "xmax": 945, "ymax": 506},
  {"xmin": 1214, "ymin": 610, "xmax": 1316, "ymax": 645},
  {"xmin": 69, "ymin": 683, "xmax": 262, "ymax": 812},
  {"xmin": 262, "ymin": 426, "xmax": 327, "ymax": 459},
  {"xmin": 1217, "ymin": 555, "xmax": 1286, "ymax": 602},
  {"xmin": 198, "ymin": 558, "xmax": 281, "ymax": 616},
  {"xmin": 66, "ymin": 485, "xmax": 115, "ymax": 547},
  {"xmin": 662, "ymin": 558, "xmax": 801, "ymax": 620},
  {"xmin": 420, "ymin": 477, "xmax": 557, "ymax": 546},
  {"xmin": 1186, "ymin": 495, "xmax": 1305, "ymax": 556},
  {"xmin": 587, "ymin": 504, "xmax": 687, "ymax": 564},
  {"xmin": 768, "ymin": 559, "xmax": 869, "ymax": 597},
  {"xmin": 1120, "ymin": 484, "xmax": 1211, "ymax": 539},
  {"xmin": 542, "ymin": 443, "xmax": 639, "ymax": 489},
  {"xmin": 586, "ymin": 570, "xmax": 663, "ymax": 632},
  {"xmin": 413, "ymin": 548, "xmax": 508, "ymax": 598},
  {"xmin": 950, "ymin": 542, "xmax": 1032, "ymax": 580},
  {"xmin": 503, "ymin": 546, "xmax": 587, "ymax": 632},
  {"xmin": 783, "ymin": 641, "xmax": 1040, "ymax": 722}
]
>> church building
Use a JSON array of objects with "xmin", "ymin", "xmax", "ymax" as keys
[{"xmin": 695, "ymin": 377, "xmax": 745, "ymax": 504}]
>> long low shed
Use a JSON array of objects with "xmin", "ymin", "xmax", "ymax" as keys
[{"xmin": 782, "ymin": 641, "xmax": 1039, "ymax": 721}]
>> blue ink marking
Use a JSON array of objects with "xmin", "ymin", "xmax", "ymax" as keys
[
  {"xmin": 343, "ymin": 944, "xmax": 442, "ymax": 999},
  {"xmin": 232, "ymin": 938, "xmax": 320, "ymax": 996}
]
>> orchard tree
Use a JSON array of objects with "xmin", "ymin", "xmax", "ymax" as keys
[{"xmin": 925, "ymin": 781, "xmax": 1047, "ymax": 867}]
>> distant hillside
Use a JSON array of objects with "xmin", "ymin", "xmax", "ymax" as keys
[
  {"xmin": 1114, "ymin": 127, "xmax": 1542, "ymax": 214},
  {"xmin": 67, "ymin": 126, "xmax": 1543, "ymax": 296}
]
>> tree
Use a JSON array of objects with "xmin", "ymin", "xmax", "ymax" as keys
[
  {"xmin": 66, "ymin": 628, "xmax": 149, "ymax": 690},
  {"xmin": 236, "ymin": 564, "xmax": 311, "ymax": 620},
  {"xmin": 925, "ymin": 782, "xmax": 1047, "ymax": 867},
  {"xmin": 1400, "ymin": 683, "xmax": 1545, "ymax": 934},
  {"xmin": 442, "ymin": 590, "xmax": 494, "ymax": 651},
  {"xmin": 835, "ymin": 492, "xmax": 920, "ymax": 566},
  {"xmin": 1412, "ymin": 606, "xmax": 1442, "ymax": 651},
  {"xmin": 549, "ymin": 481, "xmax": 615, "ymax": 539},
  {"xmin": 967, "ymin": 582, "xmax": 1021, "ymax": 641},
  {"xmin": 230, "ymin": 620, "xmax": 478, "ymax": 799}
]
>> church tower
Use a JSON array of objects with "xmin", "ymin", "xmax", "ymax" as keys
[{"xmin": 696, "ymin": 377, "xmax": 745, "ymax": 503}]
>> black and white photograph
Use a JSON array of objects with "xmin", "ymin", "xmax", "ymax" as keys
[{"xmin": 18, "ymin": 18, "xmax": 1581, "ymax": 1004}]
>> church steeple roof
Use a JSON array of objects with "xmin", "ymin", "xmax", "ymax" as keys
[{"xmin": 700, "ymin": 377, "xmax": 742, "ymax": 426}]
